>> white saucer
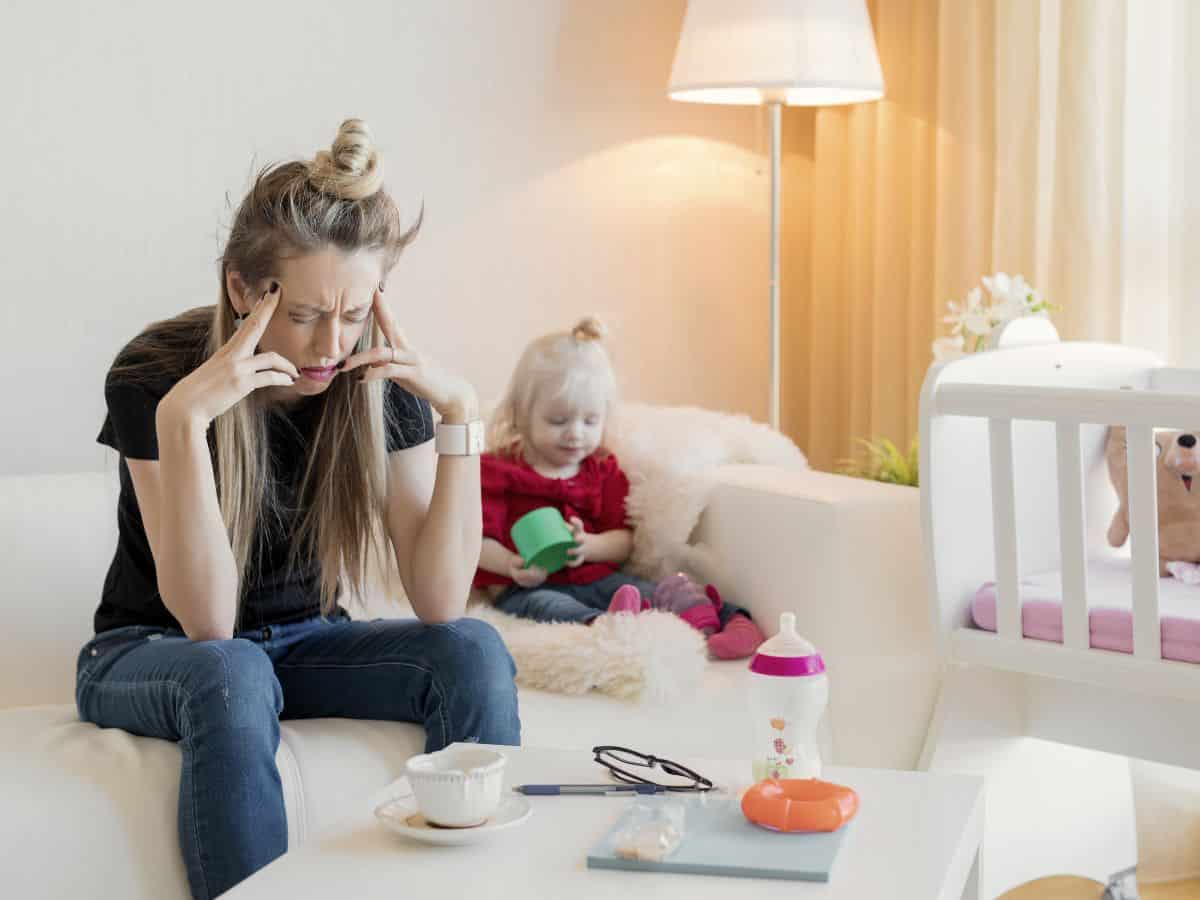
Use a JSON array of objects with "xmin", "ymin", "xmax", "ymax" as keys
[{"xmin": 374, "ymin": 794, "xmax": 532, "ymax": 846}]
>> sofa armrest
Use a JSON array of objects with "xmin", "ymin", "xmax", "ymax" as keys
[{"xmin": 689, "ymin": 465, "xmax": 937, "ymax": 770}]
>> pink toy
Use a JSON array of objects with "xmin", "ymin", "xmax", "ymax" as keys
[{"xmin": 652, "ymin": 574, "xmax": 719, "ymax": 633}]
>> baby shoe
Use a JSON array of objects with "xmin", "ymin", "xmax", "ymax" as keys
[
  {"xmin": 607, "ymin": 584, "xmax": 644, "ymax": 615},
  {"xmin": 678, "ymin": 602, "xmax": 720, "ymax": 634},
  {"xmin": 707, "ymin": 613, "xmax": 766, "ymax": 660},
  {"xmin": 704, "ymin": 583, "xmax": 725, "ymax": 613}
]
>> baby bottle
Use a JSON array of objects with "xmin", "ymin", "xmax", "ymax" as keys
[{"xmin": 748, "ymin": 612, "xmax": 828, "ymax": 781}]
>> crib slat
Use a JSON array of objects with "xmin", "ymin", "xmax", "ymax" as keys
[
  {"xmin": 1055, "ymin": 423, "xmax": 1089, "ymax": 650},
  {"xmin": 989, "ymin": 418, "xmax": 1021, "ymax": 641},
  {"xmin": 1126, "ymin": 425, "xmax": 1162, "ymax": 660}
]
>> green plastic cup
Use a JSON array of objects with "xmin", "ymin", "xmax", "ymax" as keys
[{"xmin": 511, "ymin": 507, "xmax": 577, "ymax": 574}]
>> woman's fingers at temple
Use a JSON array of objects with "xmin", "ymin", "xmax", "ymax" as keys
[
  {"xmin": 372, "ymin": 288, "xmax": 411, "ymax": 352},
  {"xmin": 232, "ymin": 283, "xmax": 280, "ymax": 354}
]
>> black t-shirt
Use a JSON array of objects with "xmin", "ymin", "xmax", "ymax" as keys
[{"xmin": 94, "ymin": 364, "xmax": 434, "ymax": 634}]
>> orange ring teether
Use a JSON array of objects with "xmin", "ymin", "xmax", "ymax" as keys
[{"xmin": 741, "ymin": 778, "xmax": 859, "ymax": 833}]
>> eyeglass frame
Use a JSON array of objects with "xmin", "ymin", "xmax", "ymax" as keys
[{"xmin": 592, "ymin": 744, "xmax": 715, "ymax": 792}]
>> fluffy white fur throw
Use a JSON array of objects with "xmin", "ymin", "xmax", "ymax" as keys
[
  {"xmin": 607, "ymin": 403, "xmax": 808, "ymax": 580},
  {"xmin": 467, "ymin": 605, "xmax": 707, "ymax": 703}
]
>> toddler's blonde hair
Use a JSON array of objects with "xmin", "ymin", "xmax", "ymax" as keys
[{"xmin": 488, "ymin": 316, "xmax": 618, "ymax": 458}]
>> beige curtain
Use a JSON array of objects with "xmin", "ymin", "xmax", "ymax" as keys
[
  {"xmin": 780, "ymin": 0, "xmax": 997, "ymax": 473},
  {"xmin": 783, "ymin": 0, "xmax": 1200, "ymax": 474}
]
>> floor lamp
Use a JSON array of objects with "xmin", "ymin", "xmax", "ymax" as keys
[{"xmin": 668, "ymin": 0, "xmax": 885, "ymax": 430}]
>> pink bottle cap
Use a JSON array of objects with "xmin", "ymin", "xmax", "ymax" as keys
[{"xmin": 749, "ymin": 612, "xmax": 826, "ymax": 677}]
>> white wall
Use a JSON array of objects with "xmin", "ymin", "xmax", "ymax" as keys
[{"xmin": 1, "ymin": 0, "xmax": 770, "ymax": 476}]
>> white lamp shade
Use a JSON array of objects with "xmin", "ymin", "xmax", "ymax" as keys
[{"xmin": 669, "ymin": 0, "xmax": 885, "ymax": 106}]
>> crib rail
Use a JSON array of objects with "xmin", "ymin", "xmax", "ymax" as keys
[
  {"xmin": 932, "ymin": 382, "xmax": 1200, "ymax": 661},
  {"xmin": 935, "ymin": 383, "xmax": 1200, "ymax": 429}
]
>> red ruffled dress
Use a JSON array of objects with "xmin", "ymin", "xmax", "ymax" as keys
[{"xmin": 473, "ymin": 451, "xmax": 632, "ymax": 590}]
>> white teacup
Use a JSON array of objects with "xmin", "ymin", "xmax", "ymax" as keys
[{"xmin": 404, "ymin": 747, "xmax": 507, "ymax": 828}]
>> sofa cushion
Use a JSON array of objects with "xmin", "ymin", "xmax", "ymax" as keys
[
  {"xmin": 0, "ymin": 705, "xmax": 423, "ymax": 900},
  {"xmin": 1, "ymin": 471, "xmax": 119, "ymax": 708}
]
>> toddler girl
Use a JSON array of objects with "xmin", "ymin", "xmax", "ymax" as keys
[{"xmin": 473, "ymin": 317, "xmax": 764, "ymax": 660}]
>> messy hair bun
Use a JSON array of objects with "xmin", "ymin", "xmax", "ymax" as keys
[
  {"xmin": 306, "ymin": 118, "xmax": 385, "ymax": 201},
  {"xmin": 571, "ymin": 316, "xmax": 607, "ymax": 343}
]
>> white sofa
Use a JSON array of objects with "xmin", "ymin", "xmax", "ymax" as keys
[{"xmin": 0, "ymin": 464, "xmax": 931, "ymax": 899}]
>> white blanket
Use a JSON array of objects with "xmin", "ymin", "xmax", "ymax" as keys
[
  {"xmin": 607, "ymin": 403, "xmax": 808, "ymax": 580},
  {"xmin": 466, "ymin": 606, "xmax": 707, "ymax": 703}
]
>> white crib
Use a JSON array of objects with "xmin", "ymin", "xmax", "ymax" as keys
[{"xmin": 918, "ymin": 323, "xmax": 1200, "ymax": 898}]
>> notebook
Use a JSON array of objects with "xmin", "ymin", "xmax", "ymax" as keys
[{"xmin": 586, "ymin": 795, "xmax": 852, "ymax": 882}]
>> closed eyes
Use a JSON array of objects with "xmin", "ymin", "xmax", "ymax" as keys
[{"xmin": 289, "ymin": 311, "xmax": 370, "ymax": 324}]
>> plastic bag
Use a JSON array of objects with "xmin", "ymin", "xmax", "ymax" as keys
[{"xmin": 612, "ymin": 798, "xmax": 688, "ymax": 862}]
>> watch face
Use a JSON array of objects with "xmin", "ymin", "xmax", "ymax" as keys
[{"xmin": 437, "ymin": 421, "xmax": 484, "ymax": 454}]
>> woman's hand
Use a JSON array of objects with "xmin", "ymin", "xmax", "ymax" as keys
[
  {"xmin": 158, "ymin": 284, "xmax": 298, "ymax": 428},
  {"xmin": 508, "ymin": 555, "xmax": 548, "ymax": 589},
  {"xmin": 565, "ymin": 516, "xmax": 598, "ymax": 568},
  {"xmin": 342, "ymin": 288, "xmax": 479, "ymax": 423}
]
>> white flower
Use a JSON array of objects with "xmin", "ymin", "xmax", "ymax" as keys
[
  {"xmin": 962, "ymin": 307, "xmax": 991, "ymax": 336},
  {"xmin": 991, "ymin": 295, "xmax": 1027, "ymax": 323},
  {"xmin": 1010, "ymin": 274, "xmax": 1034, "ymax": 300},
  {"xmin": 981, "ymin": 272, "xmax": 1011, "ymax": 300},
  {"xmin": 932, "ymin": 336, "xmax": 965, "ymax": 362},
  {"xmin": 933, "ymin": 272, "xmax": 1055, "ymax": 361},
  {"xmin": 943, "ymin": 287, "xmax": 986, "ymax": 332},
  {"xmin": 984, "ymin": 273, "xmax": 1036, "ymax": 319}
]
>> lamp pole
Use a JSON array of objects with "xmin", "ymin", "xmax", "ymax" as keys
[{"xmin": 768, "ymin": 99, "xmax": 782, "ymax": 430}]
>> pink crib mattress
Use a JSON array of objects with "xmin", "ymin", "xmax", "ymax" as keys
[{"xmin": 972, "ymin": 557, "xmax": 1200, "ymax": 663}]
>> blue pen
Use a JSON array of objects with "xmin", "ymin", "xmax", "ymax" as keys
[{"xmin": 514, "ymin": 783, "xmax": 665, "ymax": 795}]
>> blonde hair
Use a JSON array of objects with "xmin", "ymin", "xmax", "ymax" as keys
[
  {"xmin": 108, "ymin": 118, "xmax": 419, "ymax": 619},
  {"xmin": 488, "ymin": 316, "xmax": 618, "ymax": 458}
]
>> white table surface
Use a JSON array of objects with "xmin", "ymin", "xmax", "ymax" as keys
[{"xmin": 227, "ymin": 744, "xmax": 984, "ymax": 900}]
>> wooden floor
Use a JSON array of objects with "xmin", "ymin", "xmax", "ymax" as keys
[{"xmin": 1000, "ymin": 875, "xmax": 1200, "ymax": 899}]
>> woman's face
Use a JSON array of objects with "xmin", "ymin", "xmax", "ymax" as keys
[{"xmin": 228, "ymin": 246, "xmax": 384, "ymax": 405}]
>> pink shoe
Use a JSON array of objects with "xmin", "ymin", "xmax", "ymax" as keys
[
  {"xmin": 704, "ymin": 583, "xmax": 724, "ymax": 612},
  {"xmin": 607, "ymin": 584, "xmax": 643, "ymax": 615},
  {"xmin": 678, "ymin": 602, "xmax": 720, "ymax": 634},
  {"xmin": 707, "ymin": 613, "xmax": 766, "ymax": 660}
]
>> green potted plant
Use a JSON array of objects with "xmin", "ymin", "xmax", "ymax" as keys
[{"xmin": 837, "ymin": 436, "xmax": 919, "ymax": 487}]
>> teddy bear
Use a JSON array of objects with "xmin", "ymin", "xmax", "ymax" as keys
[{"xmin": 1106, "ymin": 426, "xmax": 1200, "ymax": 576}]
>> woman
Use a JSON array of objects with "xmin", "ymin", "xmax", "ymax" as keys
[{"xmin": 77, "ymin": 119, "xmax": 519, "ymax": 899}]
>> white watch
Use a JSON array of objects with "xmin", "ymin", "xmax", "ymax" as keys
[{"xmin": 435, "ymin": 420, "xmax": 485, "ymax": 455}]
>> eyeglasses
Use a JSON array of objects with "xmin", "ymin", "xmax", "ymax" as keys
[{"xmin": 592, "ymin": 745, "xmax": 714, "ymax": 792}]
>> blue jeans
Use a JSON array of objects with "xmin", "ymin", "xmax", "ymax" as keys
[
  {"xmin": 495, "ymin": 572, "xmax": 657, "ymax": 623},
  {"xmin": 495, "ymin": 572, "xmax": 752, "ymax": 627},
  {"xmin": 74, "ymin": 613, "xmax": 520, "ymax": 899}
]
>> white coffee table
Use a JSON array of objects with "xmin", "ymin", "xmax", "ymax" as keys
[{"xmin": 226, "ymin": 744, "xmax": 983, "ymax": 899}]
